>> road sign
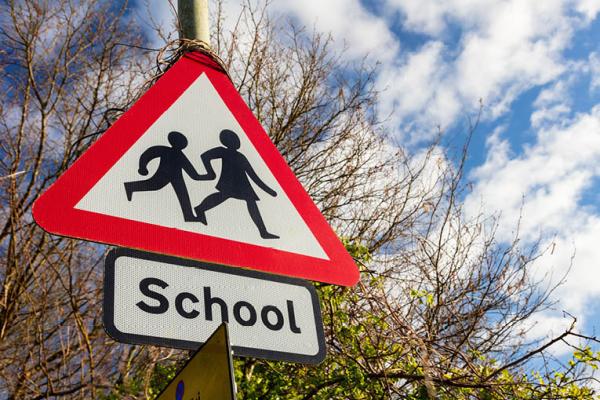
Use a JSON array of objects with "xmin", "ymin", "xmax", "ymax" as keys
[
  {"xmin": 156, "ymin": 323, "xmax": 236, "ymax": 400},
  {"xmin": 104, "ymin": 248, "xmax": 326, "ymax": 364},
  {"xmin": 32, "ymin": 51, "xmax": 359, "ymax": 286}
]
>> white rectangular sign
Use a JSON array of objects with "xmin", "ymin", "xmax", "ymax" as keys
[{"xmin": 103, "ymin": 248, "xmax": 326, "ymax": 364}]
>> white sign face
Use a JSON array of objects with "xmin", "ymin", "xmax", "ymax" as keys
[
  {"xmin": 103, "ymin": 249, "xmax": 326, "ymax": 364},
  {"xmin": 77, "ymin": 73, "xmax": 327, "ymax": 260}
]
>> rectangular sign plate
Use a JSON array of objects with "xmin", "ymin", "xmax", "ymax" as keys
[{"xmin": 103, "ymin": 248, "xmax": 326, "ymax": 364}]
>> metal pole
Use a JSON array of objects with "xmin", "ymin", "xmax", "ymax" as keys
[{"xmin": 177, "ymin": 0, "xmax": 210, "ymax": 46}]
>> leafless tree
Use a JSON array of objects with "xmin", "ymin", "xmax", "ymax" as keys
[{"xmin": 0, "ymin": 1, "xmax": 154, "ymax": 398}]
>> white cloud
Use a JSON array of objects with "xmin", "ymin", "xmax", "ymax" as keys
[
  {"xmin": 271, "ymin": 0, "xmax": 399, "ymax": 62},
  {"xmin": 468, "ymin": 106, "xmax": 600, "ymax": 236},
  {"xmin": 531, "ymin": 77, "xmax": 576, "ymax": 129},
  {"xmin": 465, "ymin": 105, "xmax": 600, "ymax": 349},
  {"xmin": 575, "ymin": 0, "xmax": 600, "ymax": 20},
  {"xmin": 383, "ymin": 0, "xmax": 491, "ymax": 37},
  {"xmin": 372, "ymin": 0, "xmax": 598, "ymax": 142},
  {"xmin": 376, "ymin": 41, "xmax": 457, "ymax": 137},
  {"xmin": 454, "ymin": 0, "xmax": 569, "ymax": 109}
]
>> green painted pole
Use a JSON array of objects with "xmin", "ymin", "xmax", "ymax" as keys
[{"xmin": 177, "ymin": 0, "xmax": 210, "ymax": 46}]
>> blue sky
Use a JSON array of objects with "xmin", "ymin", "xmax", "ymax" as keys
[{"xmin": 140, "ymin": 0, "xmax": 600, "ymax": 353}]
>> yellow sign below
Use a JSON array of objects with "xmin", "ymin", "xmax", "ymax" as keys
[{"xmin": 156, "ymin": 323, "xmax": 236, "ymax": 400}]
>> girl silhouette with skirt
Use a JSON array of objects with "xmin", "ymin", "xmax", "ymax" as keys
[{"xmin": 194, "ymin": 129, "xmax": 279, "ymax": 239}]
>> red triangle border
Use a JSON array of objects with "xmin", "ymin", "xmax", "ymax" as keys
[{"xmin": 33, "ymin": 52, "xmax": 359, "ymax": 286}]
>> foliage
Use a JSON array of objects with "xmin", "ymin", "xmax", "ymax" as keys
[
  {"xmin": 228, "ymin": 242, "xmax": 600, "ymax": 399},
  {"xmin": 112, "ymin": 242, "xmax": 600, "ymax": 399}
]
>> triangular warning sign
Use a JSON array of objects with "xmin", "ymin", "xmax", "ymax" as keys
[{"xmin": 33, "ymin": 52, "xmax": 359, "ymax": 286}]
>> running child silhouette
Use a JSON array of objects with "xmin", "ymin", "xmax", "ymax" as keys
[
  {"xmin": 194, "ymin": 129, "xmax": 279, "ymax": 239},
  {"xmin": 124, "ymin": 131, "xmax": 203, "ymax": 222}
]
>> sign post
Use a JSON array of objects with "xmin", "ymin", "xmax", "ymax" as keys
[
  {"xmin": 177, "ymin": 0, "xmax": 210, "ymax": 44},
  {"xmin": 155, "ymin": 323, "xmax": 236, "ymax": 400}
]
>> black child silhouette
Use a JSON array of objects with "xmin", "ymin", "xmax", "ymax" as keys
[
  {"xmin": 124, "ymin": 131, "xmax": 203, "ymax": 222},
  {"xmin": 194, "ymin": 129, "xmax": 279, "ymax": 239}
]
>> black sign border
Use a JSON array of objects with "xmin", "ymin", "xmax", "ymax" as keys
[{"xmin": 103, "ymin": 248, "xmax": 326, "ymax": 365}]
